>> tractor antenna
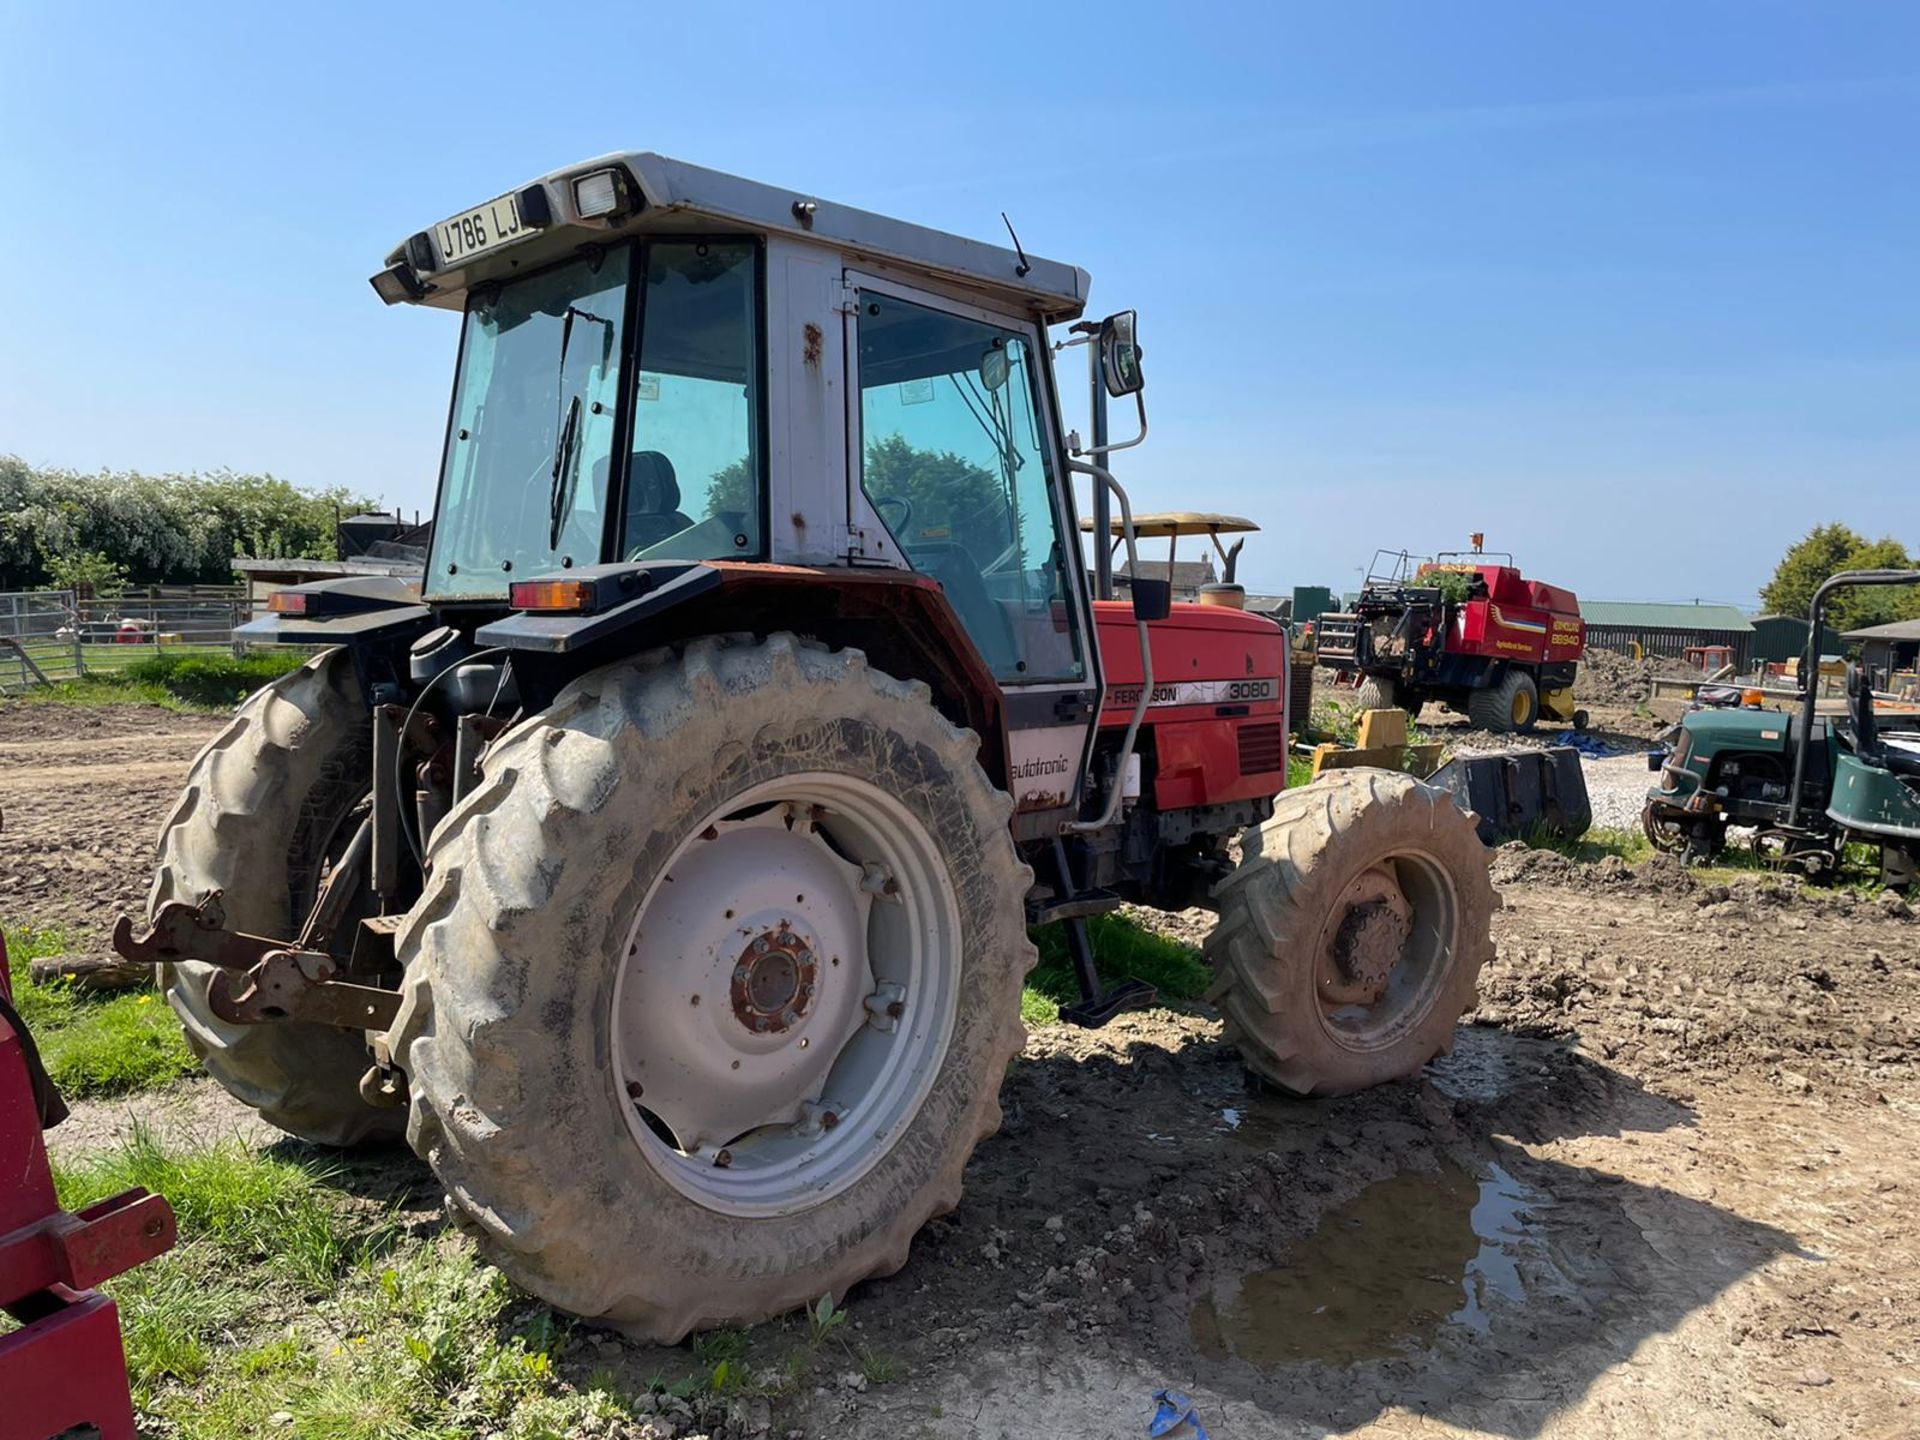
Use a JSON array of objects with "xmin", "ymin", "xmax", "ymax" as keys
[{"xmin": 1001, "ymin": 213, "xmax": 1032, "ymax": 277}]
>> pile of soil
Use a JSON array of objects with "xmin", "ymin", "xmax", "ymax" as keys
[
  {"xmin": 1479, "ymin": 846, "xmax": 1919, "ymax": 1089},
  {"xmin": 1573, "ymin": 646, "xmax": 1697, "ymax": 707}
]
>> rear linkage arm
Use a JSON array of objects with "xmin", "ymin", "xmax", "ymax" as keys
[{"xmin": 111, "ymin": 891, "xmax": 400, "ymax": 1033}]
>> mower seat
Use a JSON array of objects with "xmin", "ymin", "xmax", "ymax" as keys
[
  {"xmin": 624, "ymin": 451, "xmax": 695, "ymax": 553},
  {"xmin": 1846, "ymin": 663, "xmax": 1920, "ymax": 780}
]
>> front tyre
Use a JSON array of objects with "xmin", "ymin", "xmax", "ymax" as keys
[
  {"xmin": 1206, "ymin": 769, "xmax": 1496, "ymax": 1095},
  {"xmin": 390, "ymin": 635, "xmax": 1033, "ymax": 1340}
]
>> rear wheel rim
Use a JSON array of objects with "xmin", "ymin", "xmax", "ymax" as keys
[
  {"xmin": 1511, "ymin": 687, "xmax": 1533, "ymax": 726},
  {"xmin": 1310, "ymin": 852, "xmax": 1457, "ymax": 1050},
  {"xmin": 611, "ymin": 773, "xmax": 961, "ymax": 1218}
]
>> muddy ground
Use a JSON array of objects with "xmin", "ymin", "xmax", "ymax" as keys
[{"xmin": 6, "ymin": 701, "xmax": 1919, "ymax": 1439}]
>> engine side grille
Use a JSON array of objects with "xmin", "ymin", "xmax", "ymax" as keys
[{"xmin": 1237, "ymin": 722, "xmax": 1286, "ymax": 776}]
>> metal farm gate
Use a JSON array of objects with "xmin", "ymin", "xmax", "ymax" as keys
[{"xmin": 0, "ymin": 586, "xmax": 253, "ymax": 694}]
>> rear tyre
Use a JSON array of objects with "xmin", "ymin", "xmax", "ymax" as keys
[
  {"xmin": 148, "ymin": 648, "xmax": 397, "ymax": 1146},
  {"xmin": 390, "ymin": 635, "xmax": 1033, "ymax": 1340},
  {"xmin": 1205, "ymin": 768, "xmax": 1496, "ymax": 1095},
  {"xmin": 1469, "ymin": 669, "xmax": 1539, "ymax": 733}
]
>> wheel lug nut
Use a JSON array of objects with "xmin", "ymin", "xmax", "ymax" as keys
[
  {"xmin": 625, "ymin": 1080, "xmax": 644, "ymax": 1100},
  {"xmin": 714, "ymin": 1149, "xmax": 732, "ymax": 1168},
  {"xmin": 821, "ymin": 1110, "xmax": 839, "ymax": 1130}
]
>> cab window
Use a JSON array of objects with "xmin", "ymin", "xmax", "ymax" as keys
[
  {"xmin": 621, "ymin": 241, "xmax": 763, "ymax": 561},
  {"xmin": 856, "ymin": 291, "xmax": 1082, "ymax": 683}
]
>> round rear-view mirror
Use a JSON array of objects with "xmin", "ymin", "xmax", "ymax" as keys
[{"xmin": 1099, "ymin": 310, "xmax": 1145, "ymax": 397}]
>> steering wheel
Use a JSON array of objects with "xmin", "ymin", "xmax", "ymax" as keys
[{"xmin": 873, "ymin": 494, "xmax": 913, "ymax": 537}]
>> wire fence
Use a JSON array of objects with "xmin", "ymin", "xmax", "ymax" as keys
[{"xmin": 0, "ymin": 586, "xmax": 258, "ymax": 694}]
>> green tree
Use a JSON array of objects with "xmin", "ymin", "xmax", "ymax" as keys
[
  {"xmin": 1761, "ymin": 523, "xmax": 1919, "ymax": 633},
  {"xmin": 861, "ymin": 434, "xmax": 1006, "ymax": 560},
  {"xmin": 0, "ymin": 457, "xmax": 380, "ymax": 590},
  {"xmin": 703, "ymin": 437, "xmax": 1007, "ymax": 559},
  {"xmin": 703, "ymin": 456, "xmax": 754, "ymax": 518},
  {"xmin": 39, "ymin": 546, "xmax": 129, "ymax": 597}
]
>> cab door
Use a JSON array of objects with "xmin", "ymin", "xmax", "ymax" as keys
[{"xmin": 843, "ymin": 272, "xmax": 1101, "ymax": 817}]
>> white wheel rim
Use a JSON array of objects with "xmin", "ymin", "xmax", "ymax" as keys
[{"xmin": 611, "ymin": 773, "xmax": 961, "ymax": 1217}]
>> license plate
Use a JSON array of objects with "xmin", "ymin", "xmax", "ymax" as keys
[{"xmin": 433, "ymin": 192, "xmax": 530, "ymax": 266}]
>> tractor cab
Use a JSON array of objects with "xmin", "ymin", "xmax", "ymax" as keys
[{"xmin": 357, "ymin": 152, "xmax": 1160, "ymax": 823}]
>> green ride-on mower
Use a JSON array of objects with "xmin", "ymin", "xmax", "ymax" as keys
[{"xmin": 1642, "ymin": 569, "xmax": 1920, "ymax": 886}]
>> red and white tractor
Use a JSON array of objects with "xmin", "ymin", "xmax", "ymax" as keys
[{"xmin": 114, "ymin": 153, "xmax": 1494, "ymax": 1338}]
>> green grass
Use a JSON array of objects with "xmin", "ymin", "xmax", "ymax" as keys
[
  {"xmin": 45, "ymin": 1126, "xmax": 889, "ymax": 1435},
  {"xmin": 1521, "ymin": 823, "xmax": 1656, "ymax": 865},
  {"xmin": 1024, "ymin": 912, "xmax": 1210, "ymax": 1022},
  {"xmin": 55, "ymin": 1123, "xmax": 389, "ymax": 1290},
  {"xmin": 5, "ymin": 921, "xmax": 195, "ymax": 1096},
  {"xmin": 9, "ymin": 647, "xmax": 309, "ymax": 712},
  {"xmin": 1286, "ymin": 753, "xmax": 1316, "ymax": 791},
  {"xmin": 1019, "ymin": 987, "xmax": 1061, "ymax": 1027}
]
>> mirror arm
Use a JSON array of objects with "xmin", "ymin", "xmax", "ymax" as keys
[
  {"xmin": 1072, "ymin": 389, "xmax": 1147, "ymax": 459},
  {"xmin": 1064, "ymin": 456, "xmax": 1151, "ymax": 836}
]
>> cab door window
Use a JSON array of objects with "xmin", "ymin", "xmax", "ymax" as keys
[{"xmin": 855, "ymin": 291, "xmax": 1082, "ymax": 683}]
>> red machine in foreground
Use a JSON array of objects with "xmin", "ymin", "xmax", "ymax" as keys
[
  {"xmin": 1317, "ymin": 540, "xmax": 1587, "ymax": 732},
  {"xmin": 0, "ymin": 930, "xmax": 176, "ymax": 1440}
]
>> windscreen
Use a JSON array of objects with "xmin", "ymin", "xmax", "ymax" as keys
[{"xmin": 427, "ymin": 250, "xmax": 630, "ymax": 600}]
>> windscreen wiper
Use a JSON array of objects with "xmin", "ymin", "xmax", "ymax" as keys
[
  {"xmin": 547, "ymin": 394, "xmax": 583, "ymax": 549},
  {"xmin": 544, "ymin": 304, "xmax": 613, "ymax": 550}
]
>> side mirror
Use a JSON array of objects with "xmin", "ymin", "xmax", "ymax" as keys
[
  {"xmin": 1129, "ymin": 576, "xmax": 1172, "ymax": 623},
  {"xmin": 1098, "ymin": 310, "xmax": 1145, "ymax": 397},
  {"xmin": 979, "ymin": 344, "xmax": 1009, "ymax": 392}
]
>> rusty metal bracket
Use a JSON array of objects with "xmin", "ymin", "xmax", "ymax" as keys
[
  {"xmin": 207, "ymin": 950, "xmax": 400, "ymax": 1030},
  {"xmin": 112, "ymin": 895, "xmax": 400, "ymax": 1032},
  {"xmin": 111, "ymin": 893, "xmax": 282, "ymax": 973}
]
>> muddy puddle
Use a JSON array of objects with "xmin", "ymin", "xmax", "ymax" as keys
[{"xmin": 1191, "ymin": 1159, "xmax": 1550, "ymax": 1368}]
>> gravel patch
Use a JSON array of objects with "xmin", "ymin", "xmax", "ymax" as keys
[{"xmin": 1581, "ymin": 751, "xmax": 1658, "ymax": 831}]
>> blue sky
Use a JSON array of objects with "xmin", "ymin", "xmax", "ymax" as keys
[{"xmin": 2, "ymin": 2, "xmax": 1914, "ymax": 607}]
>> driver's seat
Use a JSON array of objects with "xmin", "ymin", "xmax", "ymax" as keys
[
  {"xmin": 624, "ymin": 451, "xmax": 695, "ymax": 552},
  {"xmin": 1848, "ymin": 662, "xmax": 1920, "ymax": 779}
]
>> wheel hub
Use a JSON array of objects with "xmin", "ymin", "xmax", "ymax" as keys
[
  {"xmin": 610, "ymin": 776, "xmax": 964, "ymax": 1218},
  {"xmin": 1315, "ymin": 862, "xmax": 1416, "ymax": 1008},
  {"xmin": 1331, "ymin": 898, "xmax": 1411, "ymax": 998},
  {"xmin": 732, "ymin": 925, "xmax": 817, "ymax": 1033},
  {"xmin": 615, "ymin": 807, "xmax": 873, "ymax": 1155}
]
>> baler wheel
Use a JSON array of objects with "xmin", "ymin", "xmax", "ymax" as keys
[
  {"xmin": 1205, "ymin": 768, "xmax": 1495, "ymax": 1095},
  {"xmin": 147, "ymin": 647, "xmax": 397, "ymax": 1146},
  {"xmin": 1353, "ymin": 676, "xmax": 1398, "ymax": 714},
  {"xmin": 1469, "ymin": 669, "xmax": 1539, "ymax": 733},
  {"xmin": 389, "ymin": 634, "xmax": 1032, "ymax": 1340}
]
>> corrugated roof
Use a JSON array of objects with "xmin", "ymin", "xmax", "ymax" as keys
[
  {"xmin": 1841, "ymin": 619, "xmax": 1920, "ymax": 641},
  {"xmin": 1581, "ymin": 601, "xmax": 1754, "ymax": 632}
]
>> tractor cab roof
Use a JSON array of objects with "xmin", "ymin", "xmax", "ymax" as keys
[{"xmin": 376, "ymin": 151, "xmax": 1091, "ymax": 322}]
